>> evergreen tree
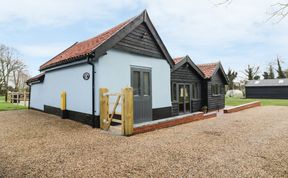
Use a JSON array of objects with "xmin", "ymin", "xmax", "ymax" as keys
[
  {"xmin": 285, "ymin": 69, "xmax": 288, "ymax": 78},
  {"xmin": 244, "ymin": 65, "xmax": 259, "ymax": 80},
  {"xmin": 254, "ymin": 75, "xmax": 260, "ymax": 80},
  {"xmin": 268, "ymin": 64, "xmax": 275, "ymax": 79},
  {"xmin": 276, "ymin": 56, "xmax": 286, "ymax": 79},
  {"xmin": 263, "ymin": 72, "xmax": 269, "ymax": 79}
]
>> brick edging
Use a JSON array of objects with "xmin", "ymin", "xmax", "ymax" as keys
[
  {"xmin": 133, "ymin": 112, "xmax": 217, "ymax": 135},
  {"xmin": 203, "ymin": 112, "xmax": 217, "ymax": 119},
  {"xmin": 224, "ymin": 101, "xmax": 261, "ymax": 114}
]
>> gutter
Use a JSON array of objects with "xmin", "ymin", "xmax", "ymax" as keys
[{"xmin": 87, "ymin": 53, "xmax": 97, "ymax": 128}]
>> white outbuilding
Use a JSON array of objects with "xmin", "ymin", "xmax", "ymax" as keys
[{"xmin": 27, "ymin": 10, "xmax": 174, "ymax": 127}]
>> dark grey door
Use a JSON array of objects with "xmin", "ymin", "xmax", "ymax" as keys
[{"xmin": 131, "ymin": 67, "xmax": 152, "ymax": 123}]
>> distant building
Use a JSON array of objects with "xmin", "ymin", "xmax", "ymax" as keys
[{"xmin": 245, "ymin": 79, "xmax": 288, "ymax": 99}]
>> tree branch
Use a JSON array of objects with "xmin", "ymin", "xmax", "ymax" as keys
[{"xmin": 267, "ymin": 3, "xmax": 288, "ymax": 23}]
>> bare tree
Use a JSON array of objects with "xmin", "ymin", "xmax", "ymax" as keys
[
  {"xmin": 11, "ymin": 60, "xmax": 27, "ymax": 91},
  {"xmin": 268, "ymin": 3, "xmax": 288, "ymax": 22},
  {"xmin": 0, "ymin": 46, "xmax": 5, "ymax": 91},
  {"xmin": 216, "ymin": 0, "xmax": 288, "ymax": 22},
  {"xmin": 0, "ymin": 44, "xmax": 27, "ymax": 100}
]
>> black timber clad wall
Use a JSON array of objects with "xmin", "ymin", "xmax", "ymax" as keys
[
  {"xmin": 114, "ymin": 23, "xmax": 165, "ymax": 59},
  {"xmin": 191, "ymin": 100, "xmax": 202, "ymax": 112},
  {"xmin": 207, "ymin": 70, "xmax": 225, "ymax": 111},
  {"xmin": 152, "ymin": 107, "xmax": 172, "ymax": 120},
  {"xmin": 43, "ymin": 105, "xmax": 100, "ymax": 127},
  {"xmin": 171, "ymin": 102, "xmax": 179, "ymax": 116},
  {"xmin": 246, "ymin": 86, "xmax": 288, "ymax": 99},
  {"xmin": 171, "ymin": 64, "xmax": 203, "ymax": 115}
]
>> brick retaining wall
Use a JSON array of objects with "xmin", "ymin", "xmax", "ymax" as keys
[
  {"xmin": 203, "ymin": 112, "xmax": 217, "ymax": 119},
  {"xmin": 133, "ymin": 111, "xmax": 216, "ymax": 135},
  {"xmin": 224, "ymin": 101, "xmax": 261, "ymax": 114}
]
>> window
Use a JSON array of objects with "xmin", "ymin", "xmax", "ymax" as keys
[
  {"xmin": 192, "ymin": 83, "xmax": 199, "ymax": 99},
  {"xmin": 220, "ymin": 84, "xmax": 224, "ymax": 94},
  {"xmin": 132, "ymin": 71, "xmax": 140, "ymax": 96},
  {"xmin": 212, "ymin": 84, "xmax": 221, "ymax": 96},
  {"xmin": 143, "ymin": 72, "xmax": 150, "ymax": 96},
  {"xmin": 172, "ymin": 83, "xmax": 177, "ymax": 101}
]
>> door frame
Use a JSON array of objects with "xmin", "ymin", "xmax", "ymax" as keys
[
  {"xmin": 130, "ymin": 66, "xmax": 152, "ymax": 123},
  {"xmin": 173, "ymin": 82, "xmax": 192, "ymax": 114}
]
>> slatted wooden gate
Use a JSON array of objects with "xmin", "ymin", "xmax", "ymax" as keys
[{"xmin": 99, "ymin": 87, "xmax": 134, "ymax": 136}]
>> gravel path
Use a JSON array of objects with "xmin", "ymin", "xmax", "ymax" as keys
[{"xmin": 0, "ymin": 106, "xmax": 288, "ymax": 177}]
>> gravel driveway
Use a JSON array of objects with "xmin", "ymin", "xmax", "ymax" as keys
[{"xmin": 0, "ymin": 106, "xmax": 288, "ymax": 177}]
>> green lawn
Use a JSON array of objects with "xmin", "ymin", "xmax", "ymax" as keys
[
  {"xmin": 225, "ymin": 97, "xmax": 288, "ymax": 106},
  {"xmin": 0, "ymin": 96, "xmax": 27, "ymax": 111}
]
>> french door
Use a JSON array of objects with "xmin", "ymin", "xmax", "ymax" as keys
[{"xmin": 178, "ymin": 84, "xmax": 191, "ymax": 113}]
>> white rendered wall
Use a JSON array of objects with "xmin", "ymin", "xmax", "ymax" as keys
[
  {"xmin": 30, "ymin": 83, "xmax": 45, "ymax": 110},
  {"xmin": 94, "ymin": 49, "xmax": 171, "ymax": 115},
  {"xmin": 30, "ymin": 49, "xmax": 172, "ymax": 115},
  {"xmin": 30, "ymin": 63, "xmax": 92, "ymax": 113}
]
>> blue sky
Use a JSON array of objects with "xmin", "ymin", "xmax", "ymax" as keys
[{"xmin": 1, "ymin": 0, "xmax": 287, "ymax": 80}]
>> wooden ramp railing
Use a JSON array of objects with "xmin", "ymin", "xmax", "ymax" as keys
[{"xmin": 100, "ymin": 87, "xmax": 134, "ymax": 136}]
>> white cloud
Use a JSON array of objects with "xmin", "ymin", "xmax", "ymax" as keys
[
  {"xmin": 0, "ymin": 0, "xmax": 139, "ymax": 27},
  {"xmin": 17, "ymin": 43, "xmax": 69, "ymax": 58}
]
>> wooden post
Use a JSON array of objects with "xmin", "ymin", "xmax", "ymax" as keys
[
  {"xmin": 60, "ymin": 91, "xmax": 66, "ymax": 110},
  {"xmin": 121, "ymin": 89, "xmax": 125, "ymax": 135},
  {"xmin": 60, "ymin": 91, "xmax": 68, "ymax": 118},
  {"xmin": 7, "ymin": 92, "xmax": 10, "ymax": 103},
  {"xmin": 100, "ymin": 88, "xmax": 109, "ymax": 129},
  {"xmin": 123, "ymin": 87, "xmax": 134, "ymax": 136},
  {"xmin": 16, "ymin": 92, "xmax": 19, "ymax": 105},
  {"xmin": 23, "ymin": 91, "xmax": 27, "ymax": 107}
]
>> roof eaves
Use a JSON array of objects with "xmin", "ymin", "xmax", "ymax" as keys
[{"xmin": 39, "ymin": 42, "xmax": 78, "ymax": 71}]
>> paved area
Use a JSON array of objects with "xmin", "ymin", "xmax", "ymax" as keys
[{"xmin": 0, "ymin": 106, "xmax": 288, "ymax": 177}]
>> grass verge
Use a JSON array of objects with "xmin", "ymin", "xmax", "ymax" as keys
[
  {"xmin": 225, "ymin": 97, "xmax": 288, "ymax": 106},
  {"xmin": 0, "ymin": 96, "xmax": 27, "ymax": 111}
]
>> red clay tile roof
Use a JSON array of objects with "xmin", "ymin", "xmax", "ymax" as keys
[
  {"xmin": 40, "ymin": 18, "xmax": 135, "ymax": 71},
  {"xmin": 197, "ymin": 63, "xmax": 219, "ymax": 78},
  {"xmin": 173, "ymin": 57, "xmax": 185, "ymax": 64},
  {"xmin": 27, "ymin": 73, "xmax": 45, "ymax": 83}
]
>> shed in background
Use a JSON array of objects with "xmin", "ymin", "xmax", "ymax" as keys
[{"xmin": 245, "ymin": 79, "xmax": 288, "ymax": 99}]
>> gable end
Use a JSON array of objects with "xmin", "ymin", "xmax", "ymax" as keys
[{"xmin": 113, "ymin": 23, "xmax": 165, "ymax": 59}]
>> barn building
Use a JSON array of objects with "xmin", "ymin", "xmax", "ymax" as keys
[
  {"xmin": 246, "ymin": 79, "xmax": 288, "ymax": 99},
  {"xmin": 171, "ymin": 57, "xmax": 228, "ymax": 114},
  {"xmin": 27, "ymin": 10, "xmax": 228, "ymax": 127},
  {"xmin": 171, "ymin": 56, "xmax": 205, "ymax": 116},
  {"xmin": 197, "ymin": 62, "xmax": 228, "ymax": 111}
]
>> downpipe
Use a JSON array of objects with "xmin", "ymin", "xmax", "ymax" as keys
[{"xmin": 87, "ymin": 53, "xmax": 97, "ymax": 128}]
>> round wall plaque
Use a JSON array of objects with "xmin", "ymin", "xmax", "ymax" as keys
[{"xmin": 83, "ymin": 72, "xmax": 90, "ymax": 80}]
